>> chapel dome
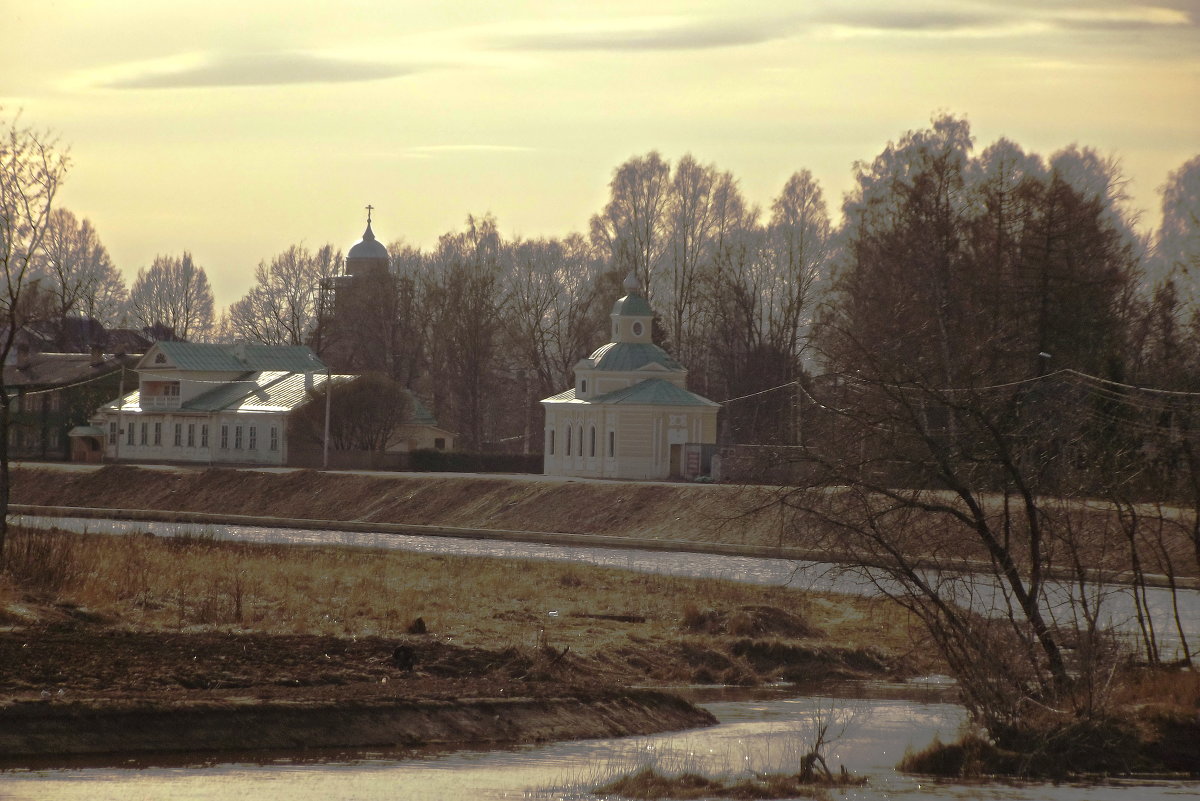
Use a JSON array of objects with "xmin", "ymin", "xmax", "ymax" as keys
[
  {"xmin": 610, "ymin": 272, "xmax": 652, "ymax": 317},
  {"xmin": 587, "ymin": 341, "xmax": 683, "ymax": 372},
  {"xmin": 348, "ymin": 221, "xmax": 390, "ymax": 261}
]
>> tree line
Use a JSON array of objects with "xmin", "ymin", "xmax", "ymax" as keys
[{"xmin": 12, "ymin": 113, "xmax": 1200, "ymax": 454}]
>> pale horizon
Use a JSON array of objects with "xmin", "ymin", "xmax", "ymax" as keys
[{"xmin": 6, "ymin": 0, "xmax": 1198, "ymax": 310}]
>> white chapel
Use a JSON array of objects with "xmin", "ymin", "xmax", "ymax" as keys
[{"xmin": 541, "ymin": 273, "xmax": 719, "ymax": 480}]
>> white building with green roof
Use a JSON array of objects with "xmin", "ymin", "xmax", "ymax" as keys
[
  {"xmin": 541, "ymin": 274, "xmax": 719, "ymax": 480},
  {"xmin": 91, "ymin": 341, "xmax": 350, "ymax": 466}
]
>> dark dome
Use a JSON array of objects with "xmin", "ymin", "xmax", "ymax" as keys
[{"xmin": 348, "ymin": 221, "xmax": 390, "ymax": 261}]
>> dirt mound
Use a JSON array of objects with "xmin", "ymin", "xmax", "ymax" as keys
[{"xmin": 680, "ymin": 604, "xmax": 823, "ymax": 638}]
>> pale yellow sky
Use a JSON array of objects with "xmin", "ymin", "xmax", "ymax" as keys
[{"xmin": 5, "ymin": 0, "xmax": 1199, "ymax": 308}]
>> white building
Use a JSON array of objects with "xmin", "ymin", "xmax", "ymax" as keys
[
  {"xmin": 91, "ymin": 341, "xmax": 346, "ymax": 466},
  {"xmin": 541, "ymin": 274, "xmax": 719, "ymax": 480}
]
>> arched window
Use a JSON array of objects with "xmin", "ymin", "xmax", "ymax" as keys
[
  {"xmin": 578, "ymin": 425, "xmax": 583, "ymax": 456},
  {"xmin": 589, "ymin": 426, "xmax": 596, "ymax": 457},
  {"xmin": 566, "ymin": 425, "xmax": 572, "ymax": 456}
]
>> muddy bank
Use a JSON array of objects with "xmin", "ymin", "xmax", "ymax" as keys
[
  {"xmin": 0, "ymin": 691, "xmax": 713, "ymax": 759},
  {"xmin": 0, "ymin": 626, "xmax": 717, "ymax": 759}
]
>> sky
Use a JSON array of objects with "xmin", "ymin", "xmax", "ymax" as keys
[{"xmin": 4, "ymin": 0, "xmax": 1199, "ymax": 309}]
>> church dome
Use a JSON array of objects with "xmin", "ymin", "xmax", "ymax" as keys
[
  {"xmin": 611, "ymin": 272, "xmax": 652, "ymax": 317},
  {"xmin": 588, "ymin": 341, "xmax": 683, "ymax": 372},
  {"xmin": 348, "ymin": 221, "xmax": 390, "ymax": 261}
]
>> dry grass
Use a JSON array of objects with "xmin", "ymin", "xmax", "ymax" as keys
[{"xmin": 0, "ymin": 527, "xmax": 923, "ymax": 666}]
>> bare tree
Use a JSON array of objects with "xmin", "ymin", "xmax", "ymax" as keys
[
  {"xmin": 32, "ymin": 207, "xmax": 126, "ymax": 336},
  {"xmin": 0, "ymin": 112, "xmax": 70, "ymax": 560},
  {"xmin": 295, "ymin": 372, "xmax": 412, "ymax": 454},
  {"xmin": 129, "ymin": 252, "xmax": 215, "ymax": 341},
  {"xmin": 590, "ymin": 152, "xmax": 671, "ymax": 305},
  {"xmin": 226, "ymin": 244, "xmax": 339, "ymax": 345}
]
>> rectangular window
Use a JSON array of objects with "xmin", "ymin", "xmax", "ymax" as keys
[
  {"xmin": 221, "ymin": 425, "xmax": 229, "ymax": 449},
  {"xmin": 126, "ymin": 423, "xmax": 135, "ymax": 447},
  {"xmin": 548, "ymin": 430, "xmax": 555, "ymax": 456},
  {"xmin": 140, "ymin": 422, "xmax": 147, "ymax": 445},
  {"xmin": 108, "ymin": 422, "xmax": 117, "ymax": 445},
  {"xmin": 248, "ymin": 425, "xmax": 257, "ymax": 450},
  {"xmin": 154, "ymin": 422, "xmax": 162, "ymax": 446},
  {"xmin": 269, "ymin": 426, "xmax": 278, "ymax": 451},
  {"xmin": 234, "ymin": 426, "xmax": 243, "ymax": 449},
  {"xmin": 201, "ymin": 424, "xmax": 209, "ymax": 448},
  {"xmin": 608, "ymin": 430, "xmax": 615, "ymax": 458},
  {"xmin": 566, "ymin": 426, "xmax": 572, "ymax": 456},
  {"xmin": 187, "ymin": 423, "xmax": 195, "ymax": 448},
  {"xmin": 589, "ymin": 426, "xmax": 595, "ymax": 457},
  {"xmin": 174, "ymin": 423, "xmax": 182, "ymax": 447}
]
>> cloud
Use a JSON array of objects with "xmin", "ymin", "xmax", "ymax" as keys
[
  {"xmin": 484, "ymin": 16, "xmax": 804, "ymax": 52},
  {"xmin": 1045, "ymin": 5, "xmax": 1196, "ymax": 31},
  {"xmin": 95, "ymin": 51, "xmax": 424, "ymax": 90},
  {"xmin": 819, "ymin": 9, "xmax": 1005, "ymax": 33}
]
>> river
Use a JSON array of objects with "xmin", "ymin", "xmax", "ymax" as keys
[
  {"xmin": 6, "ymin": 515, "xmax": 1198, "ymax": 799},
  {"xmin": 2, "ymin": 687, "xmax": 1194, "ymax": 800}
]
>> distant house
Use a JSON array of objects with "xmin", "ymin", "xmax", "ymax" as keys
[
  {"xmin": 541, "ymin": 274, "xmax": 719, "ymax": 480},
  {"xmin": 4, "ymin": 345, "xmax": 133, "ymax": 463},
  {"xmin": 86, "ymin": 340, "xmax": 454, "ymax": 468},
  {"xmin": 88, "ymin": 341, "xmax": 345, "ymax": 466}
]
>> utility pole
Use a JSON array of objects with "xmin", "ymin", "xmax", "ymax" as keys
[{"xmin": 323, "ymin": 367, "xmax": 331, "ymax": 469}]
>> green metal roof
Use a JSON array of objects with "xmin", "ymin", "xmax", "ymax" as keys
[
  {"xmin": 101, "ymin": 372, "xmax": 354, "ymax": 414},
  {"xmin": 586, "ymin": 341, "xmax": 683, "ymax": 372},
  {"xmin": 591, "ymin": 378, "xmax": 719, "ymax": 407},
  {"xmin": 541, "ymin": 387, "xmax": 578, "ymax": 403},
  {"xmin": 611, "ymin": 293, "xmax": 652, "ymax": 317},
  {"xmin": 541, "ymin": 380, "xmax": 717, "ymax": 408},
  {"xmin": 145, "ymin": 342, "xmax": 326, "ymax": 373}
]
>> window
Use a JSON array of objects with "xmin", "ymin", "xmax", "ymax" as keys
[
  {"xmin": 140, "ymin": 422, "xmax": 147, "ymax": 445},
  {"xmin": 434, "ymin": 437, "xmax": 445, "ymax": 450},
  {"xmin": 248, "ymin": 425, "xmax": 257, "ymax": 450},
  {"xmin": 201, "ymin": 424, "xmax": 209, "ymax": 448},
  {"xmin": 174, "ymin": 423, "xmax": 182, "ymax": 447},
  {"xmin": 221, "ymin": 425, "xmax": 229, "ymax": 449},
  {"xmin": 548, "ymin": 430, "xmax": 555, "ymax": 455},
  {"xmin": 578, "ymin": 426, "xmax": 583, "ymax": 455},
  {"xmin": 566, "ymin": 425, "xmax": 572, "ymax": 456},
  {"xmin": 269, "ymin": 426, "xmax": 278, "ymax": 451},
  {"xmin": 632, "ymin": 321, "xmax": 644, "ymax": 336},
  {"xmin": 154, "ymin": 352, "xmax": 167, "ymax": 364},
  {"xmin": 581, "ymin": 379, "xmax": 587, "ymax": 394},
  {"xmin": 154, "ymin": 422, "xmax": 162, "ymax": 446},
  {"xmin": 608, "ymin": 430, "xmax": 615, "ymax": 458},
  {"xmin": 164, "ymin": 383, "xmax": 180, "ymax": 397},
  {"xmin": 234, "ymin": 426, "xmax": 243, "ymax": 449},
  {"xmin": 108, "ymin": 422, "xmax": 117, "ymax": 445},
  {"xmin": 589, "ymin": 426, "xmax": 596, "ymax": 457},
  {"xmin": 187, "ymin": 423, "xmax": 195, "ymax": 448},
  {"xmin": 126, "ymin": 423, "xmax": 135, "ymax": 447}
]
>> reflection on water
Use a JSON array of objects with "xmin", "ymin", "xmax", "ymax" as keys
[
  {"xmin": 19, "ymin": 514, "xmax": 1199, "ymax": 658},
  {"xmin": 1, "ymin": 694, "xmax": 1194, "ymax": 801}
]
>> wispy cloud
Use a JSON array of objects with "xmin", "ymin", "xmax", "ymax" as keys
[
  {"xmin": 484, "ymin": 16, "xmax": 804, "ymax": 52},
  {"xmin": 89, "ymin": 51, "xmax": 425, "ymax": 90}
]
